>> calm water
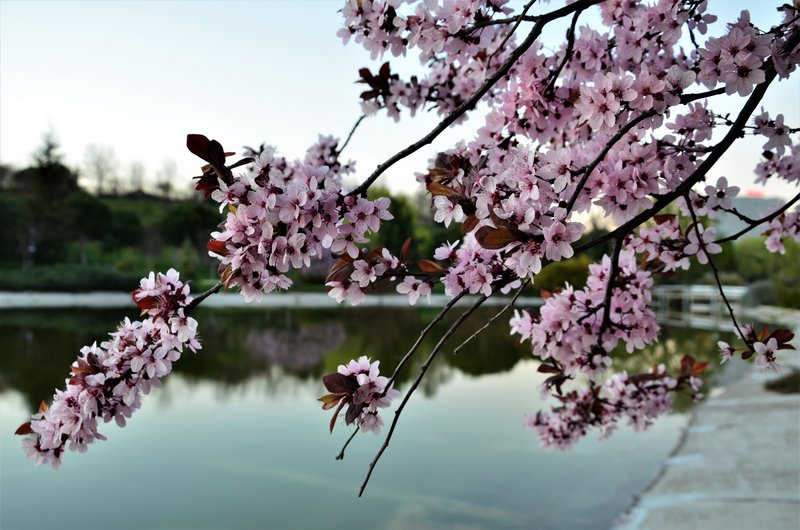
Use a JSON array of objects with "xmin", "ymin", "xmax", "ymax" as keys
[{"xmin": 0, "ymin": 307, "xmax": 731, "ymax": 529}]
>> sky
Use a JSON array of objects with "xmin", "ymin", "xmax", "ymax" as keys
[{"xmin": 1, "ymin": 0, "xmax": 798, "ymax": 199}]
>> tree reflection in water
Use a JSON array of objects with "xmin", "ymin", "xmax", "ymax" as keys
[{"xmin": 0, "ymin": 307, "xmax": 734, "ymax": 411}]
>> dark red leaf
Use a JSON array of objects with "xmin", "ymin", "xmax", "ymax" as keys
[
  {"xmin": 475, "ymin": 226, "xmax": 519, "ymax": 250},
  {"xmin": 537, "ymin": 364, "xmax": 560, "ymax": 374},
  {"xmin": 680, "ymin": 354, "xmax": 696, "ymax": 373},
  {"xmin": 426, "ymin": 182, "xmax": 455, "ymax": 197},
  {"xmin": 15, "ymin": 421, "xmax": 33, "ymax": 435},
  {"xmin": 131, "ymin": 290, "xmax": 157, "ymax": 311},
  {"xmin": 770, "ymin": 328, "xmax": 794, "ymax": 346},
  {"xmin": 461, "ymin": 214, "xmax": 479, "ymax": 234},
  {"xmin": 418, "ymin": 259, "xmax": 443, "ymax": 273},
  {"xmin": 401, "ymin": 237, "xmax": 412, "ymax": 262},
  {"xmin": 207, "ymin": 240, "xmax": 229, "ymax": 257},
  {"xmin": 653, "ymin": 214, "xmax": 676, "ymax": 225},
  {"xmin": 322, "ymin": 373, "xmax": 358, "ymax": 394},
  {"xmin": 344, "ymin": 402, "xmax": 365, "ymax": 425},
  {"xmin": 330, "ymin": 399, "xmax": 348, "ymax": 433},
  {"xmin": 186, "ymin": 134, "xmax": 212, "ymax": 163}
]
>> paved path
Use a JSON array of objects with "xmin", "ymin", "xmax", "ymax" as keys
[{"xmin": 614, "ymin": 309, "xmax": 800, "ymax": 530}]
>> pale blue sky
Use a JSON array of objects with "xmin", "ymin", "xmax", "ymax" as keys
[{"xmin": 1, "ymin": 0, "xmax": 798, "ymax": 198}]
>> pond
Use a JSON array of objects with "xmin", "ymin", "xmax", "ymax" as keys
[{"xmin": 0, "ymin": 307, "xmax": 734, "ymax": 529}]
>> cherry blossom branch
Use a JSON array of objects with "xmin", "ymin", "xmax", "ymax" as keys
[
  {"xmin": 596, "ymin": 237, "xmax": 624, "ymax": 343},
  {"xmin": 684, "ymin": 196, "xmax": 747, "ymax": 341},
  {"xmin": 336, "ymin": 115, "xmax": 366, "ymax": 157},
  {"xmin": 184, "ymin": 281, "xmax": 223, "ymax": 315},
  {"xmin": 452, "ymin": 278, "xmax": 531, "ymax": 355},
  {"xmin": 543, "ymin": 8, "xmax": 582, "ymax": 98},
  {"xmin": 358, "ymin": 292, "xmax": 491, "ymax": 497},
  {"xmin": 486, "ymin": 0, "xmax": 536, "ymax": 65},
  {"xmin": 564, "ymin": 88, "xmax": 727, "ymax": 216},
  {"xmin": 348, "ymin": 0, "xmax": 604, "ymax": 197},
  {"xmin": 335, "ymin": 425, "xmax": 360, "ymax": 461},
  {"xmin": 574, "ymin": 26, "xmax": 800, "ymax": 254},
  {"xmin": 384, "ymin": 290, "xmax": 467, "ymax": 391},
  {"xmin": 715, "ymin": 192, "xmax": 800, "ymax": 244},
  {"xmin": 565, "ymin": 110, "xmax": 656, "ymax": 215}
]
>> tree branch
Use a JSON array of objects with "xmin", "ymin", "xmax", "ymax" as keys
[
  {"xmin": 358, "ymin": 292, "xmax": 491, "ymax": 496},
  {"xmin": 685, "ymin": 196, "xmax": 747, "ymax": 341},
  {"xmin": 336, "ymin": 115, "xmax": 366, "ymax": 157},
  {"xmin": 384, "ymin": 290, "xmax": 467, "ymax": 391},
  {"xmin": 452, "ymin": 279, "xmax": 530, "ymax": 355},
  {"xmin": 715, "ymin": 192, "xmax": 800, "ymax": 244},
  {"xmin": 573, "ymin": 25, "xmax": 800, "ymax": 255},
  {"xmin": 184, "ymin": 281, "xmax": 223, "ymax": 315},
  {"xmin": 348, "ymin": 0, "xmax": 605, "ymax": 197},
  {"xmin": 335, "ymin": 426, "xmax": 360, "ymax": 461}
]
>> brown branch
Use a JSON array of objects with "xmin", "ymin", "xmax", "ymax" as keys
[
  {"xmin": 336, "ymin": 115, "xmax": 366, "ymax": 157},
  {"xmin": 486, "ymin": 0, "xmax": 537, "ymax": 65},
  {"xmin": 452, "ymin": 278, "xmax": 531, "ymax": 355},
  {"xmin": 715, "ymin": 192, "xmax": 800, "ymax": 244},
  {"xmin": 543, "ymin": 8, "xmax": 581, "ymax": 98},
  {"xmin": 595, "ymin": 237, "xmax": 624, "ymax": 344},
  {"xmin": 349, "ymin": 0, "xmax": 605, "ymax": 197},
  {"xmin": 384, "ymin": 290, "xmax": 467, "ymax": 392},
  {"xmin": 358, "ymin": 292, "xmax": 491, "ymax": 497},
  {"xmin": 184, "ymin": 281, "xmax": 223, "ymax": 315},
  {"xmin": 335, "ymin": 426, "xmax": 360, "ymax": 461},
  {"xmin": 684, "ymin": 196, "xmax": 747, "ymax": 340},
  {"xmin": 564, "ymin": 110, "xmax": 656, "ymax": 215},
  {"xmin": 573, "ymin": 25, "xmax": 800, "ymax": 255}
]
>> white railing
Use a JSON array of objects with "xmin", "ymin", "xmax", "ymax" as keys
[{"xmin": 653, "ymin": 284, "xmax": 748, "ymax": 331}]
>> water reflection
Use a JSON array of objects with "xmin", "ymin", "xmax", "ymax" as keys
[
  {"xmin": 0, "ymin": 307, "xmax": 731, "ymax": 410},
  {"xmin": 0, "ymin": 307, "xmax": 734, "ymax": 529}
]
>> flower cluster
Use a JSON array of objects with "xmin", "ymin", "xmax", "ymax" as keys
[
  {"xmin": 17, "ymin": 270, "xmax": 200, "ymax": 468},
  {"xmin": 511, "ymin": 250, "xmax": 659, "ymax": 382},
  {"xmin": 188, "ymin": 135, "xmax": 393, "ymax": 303},
  {"xmin": 718, "ymin": 325, "xmax": 795, "ymax": 372},
  {"xmin": 628, "ymin": 214, "xmax": 722, "ymax": 271},
  {"xmin": 319, "ymin": 356, "xmax": 400, "ymax": 435},
  {"xmin": 527, "ymin": 358, "xmax": 705, "ymax": 450}
]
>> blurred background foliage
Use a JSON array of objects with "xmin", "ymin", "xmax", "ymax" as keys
[{"xmin": 0, "ymin": 132, "xmax": 797, "ymax": 308}]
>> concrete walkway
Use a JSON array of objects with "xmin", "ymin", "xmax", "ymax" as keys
[{"xmin": 614, "ymin": 310, "xmax": 800, "ymax": 530}]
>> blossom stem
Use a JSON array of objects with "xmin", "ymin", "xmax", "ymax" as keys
[{"xmin": 359, "ymin": 292, "xmax": 491, "ymax": 497}]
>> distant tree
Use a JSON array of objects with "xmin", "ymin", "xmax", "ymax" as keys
[
  {"xmin": 84, "ymin": 144, "xmax": 117, "ymax": 195},
  {"xmin": 128, "ymin": 161, "xmax": 146, "ymax": 194},
  {"xmin": 156, "ymin": 159, "xmax": 177, "ymax": 199}
]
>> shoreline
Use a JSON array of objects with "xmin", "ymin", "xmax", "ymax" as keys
[
  {"xmin": 612, "ymin": 309, "xmax": 800, "ymax": 530},
  {"xmin": 0, "ymin": 290, "xmax": 542, "ymax": 310}
]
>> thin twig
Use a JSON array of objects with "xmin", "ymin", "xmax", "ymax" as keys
[
  {"xmin": 452, "ymin": 279, "xmax": 531, "ymax": 355},
  {"xmin": 358, "ymin": 292, "xmax": 491, "ymax": 497},
  {"xmin": 564, "ymin": 110, "xmax": 656, "ymax": 215},
  {"xmin": 184, "ymin": 281, "xmax": 223, "ymax": 315},
  {"xmin": 486, "ymin": 0, "xmax": 536, "ymax": 65},
  {"xmin": 715, "ymin": 192, "xmax": 800, "ymax": 244},
  {"xmin": 596, "ymin": 237, "xmax": 624, "ymax": 343},
  {"xmin": 336, "ymin": 115, "xmax": 366, "ymax": 157},
  {"xmin": 335, "ymin": 426, "xmax": 360, "ymax": 461},
  {"xmin": 348, "ymin": 0, "xmax": 605, "ymax": 197},
  {"xmin": 543, "ymin": 8, "xmax": 581, "ymax": 98},
  {"xmin": 685, "ymin": 196, "xmax": 747, "ymax": 340},
  {"xmin": 384, "ymin": 290, "xmax": 467, "ymax": 391}
]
